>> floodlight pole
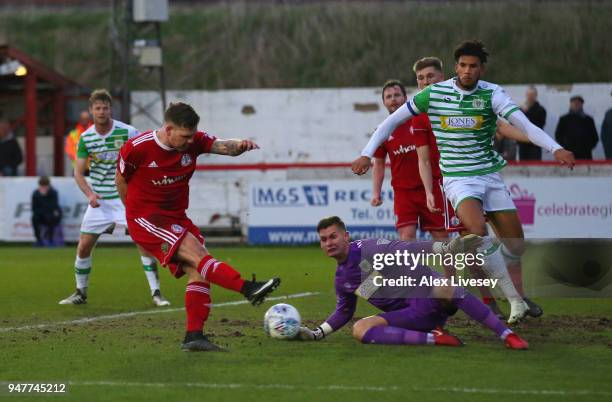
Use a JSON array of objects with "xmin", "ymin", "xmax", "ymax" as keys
[
  {"xmin": 111, "ymin": 0, "xmax": 168, "ymax": 121},
  {"xmin": 156, "ymin": 22, "xmax": 167, "ymax": 112},
  {"xmin": 121, "ymin": 0, "xmax": 132, "ymax": 123},
  {"xmin": 110, "ymin": 0, "xmax": 132, "ymax": 123}
]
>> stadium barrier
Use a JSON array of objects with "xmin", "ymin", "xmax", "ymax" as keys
[{"xmin": 1, "ymin": 165, "xmax": 611, "ymax": 243}]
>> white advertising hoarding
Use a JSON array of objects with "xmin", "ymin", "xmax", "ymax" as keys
[
  {"xmin": 0, "ymin": 178, "xmax": 130, "ymax": 242},
  {"xmin": 504, "ymin": 178, "xmax": 612, "ymax": 238},
  {"xmin": 248, "ymin": 178, "xmax": 612, "ymax": 244},
  {"xmin": 3, "ymin": 176, "xmax": 611, "ymax": 243},
  {"xmin": 0, "ymin": 177, "xmax": 238, "ymax": 242},
  {"xmin": 248, "ymin": 180, "xmax": 397, "ymax": 244}
]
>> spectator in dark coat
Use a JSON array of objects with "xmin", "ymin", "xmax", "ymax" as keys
[
  {"xmin": 0, "ymin": 119, "xmax": 23, "ymax": 176},
  {"xmin": 32, "ymin": 176, "xmax": 63, "ymax": 246},
  {"xmin": 519, "ymin": 86, "xmax": 547, "ymax": 161},
  {"xmin": 555, "ymin": 96, "xmax": 599, "ymax": 160},
  {"xmin": 601, "ymin": 107, "xmax": 612, "ymax": 159}
]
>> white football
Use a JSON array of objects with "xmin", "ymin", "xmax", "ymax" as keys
[{"xmin": 263, "ymin": 303, "xmax": 301, "ymax": 340}]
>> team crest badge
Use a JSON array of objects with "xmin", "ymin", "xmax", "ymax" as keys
[
  {"xmin": 472, "ymin": 98, "xmax": 485, "ymax": 109},
  {"xmin": 114, "ymin": 139, "xmax": 124, "ymax": 148},
  {"xmin": 181, "ymin": 154, "xmax": 193, "ymax": 167},
  {"xmin": 171, "ymin": 224, "xmax": 183, "ymax": 234},
  {"xmin": 161, "ymin": 242, "xmax": 169, "ymax": 254}
]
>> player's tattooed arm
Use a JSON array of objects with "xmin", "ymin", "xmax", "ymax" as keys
[{"xmin": 210, "ymin": 139, "xmax": 260, "ymax": 156}]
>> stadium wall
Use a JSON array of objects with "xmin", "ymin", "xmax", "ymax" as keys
[
  {"xmin": 18, "ymin": 83, "xmax": 612, "ymax": 176},
  {"xmin": 131, "ymin": 83, "xmax": 612, "ymax": 164}
]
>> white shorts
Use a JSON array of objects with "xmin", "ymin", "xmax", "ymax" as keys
[
  {"xmin": 80, "ymin": 198, "xmax": 128, "ymax": 235},
  {"xmin": 442, "ymin": 172, "xmax": 516, "ymax": 213}
]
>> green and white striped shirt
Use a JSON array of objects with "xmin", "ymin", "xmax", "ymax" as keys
[
  {"xmin": 77, "ymin": 120, "xmax": 139, "ymax": 199},
  {"xmin": 409, "ymin": 78, "xmax": 520, "ymax": 177}
]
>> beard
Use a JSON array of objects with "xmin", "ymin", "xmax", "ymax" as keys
[{"xmin": 457, "ymin": 75, "xmax": 479, "ymax": 90}]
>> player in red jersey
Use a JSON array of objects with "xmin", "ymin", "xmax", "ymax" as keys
[
  {"xmin": 116, "ymin": 102, "xmax": 281, "ymax": 352},
  {"xmin": 371, "ymin": 76, "xmax": 456, "ymax": 242}
]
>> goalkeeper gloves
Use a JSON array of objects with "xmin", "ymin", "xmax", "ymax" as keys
[
  {"xmin": 434, "ymin": 234, "xmax": 483, "ymax": 254},
  {"xmin": 298, "ymin": 326, "xmax": 326, "ymax": 341}
]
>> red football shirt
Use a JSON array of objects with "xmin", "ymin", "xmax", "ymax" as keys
[
  {"xmin": 373, "ymin": 113, "xmax": 441, "ymax": 190},
  {"xmin": 118, "ymin": 130, "xmax": 216, "ymax": 219}
]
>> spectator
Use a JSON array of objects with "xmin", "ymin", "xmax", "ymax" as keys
[
  {"xmin": 555, "ymin": 96, "xmax": 599, "ymax": 160},
  {"xmin": 65, "ymin": 110, "xmax": 92, "ymax": 168},
  {"xmin": 0, "ymin": 119, "xmax": 23, "ymax": 176},
  {"xmin": 31, "ymin": 176, "xmax": 63, "ymax": 247},
  {"xmin": 494, "ymin": 132, "xmax": 517, "ymax": 161},
  {"xmin": 601, "ymin": 107, "xmax": 612, "ymax": 159},
  {"xmin": 519, "ymin": 86, "xmax": 547, "ymax": 161}
]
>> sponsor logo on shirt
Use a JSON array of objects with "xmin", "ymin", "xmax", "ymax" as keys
[
  {"xmin": 181, "ymin": 154, "xmax": 193, "ymax": 167},
  {"xmin": 151, "ymin": 174, "xmax": 187, "ymax": 186},
  {"xmin": 171, "ymin": 224, "xmax": 183, "ymax": 234},
  {"xmin": 440, "ymin": 115, "xmax": 483, "ymax": 130},
  {"xmin": 92, "ymin": 151, "xmax": 119, "ymax": 162},
  {"xmin": 392, "ymin": 144, "xmax": 416, "ymax": 156},
  {"xmin": 354, "ymin": 270, "xmax": 382, "ymax": 300}
]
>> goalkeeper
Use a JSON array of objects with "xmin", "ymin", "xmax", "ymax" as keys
[{"xmin": 299, "ymin": 216, "xmax": 528, "ymax": 350}]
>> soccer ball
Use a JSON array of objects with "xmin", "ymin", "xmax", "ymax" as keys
[{"xmin": 263, "ymin": 303, "xmax": 301, "ymax": 340}]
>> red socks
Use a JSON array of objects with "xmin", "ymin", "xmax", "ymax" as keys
[
  {"xmin": 185, "ymin": 282, "xmax": 211, "ymax": 332},
  {"xmin": 197, "ymin": 255, "xmax": 245, "ymax": 292},
  {"xmin": 186, "ymin": 256, "xmax": 246, "ymax": 332}
]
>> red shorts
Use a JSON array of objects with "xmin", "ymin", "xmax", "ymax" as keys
[
  {"xmin": 393, "ymin": 183, "xmax": 464, "ymax": 233},
  {"xmin": 127, "ymin": 215, "xmax": 204, "ymax": 279}
]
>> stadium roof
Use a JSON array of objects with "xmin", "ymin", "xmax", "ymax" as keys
[
  {"xmin": 0, "ymin": 44, "xmax": 76, "ymax": 89},
  {"xmin": 0, "ymin": 44, "xmax": 80, "ymax": 176}
]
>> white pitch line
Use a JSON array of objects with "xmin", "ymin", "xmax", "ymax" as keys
[
  {"xmin": 0, "ymin": 292, "xmax": 319, "ymax": 333},
  {"xmin": 431, "ymin": 386, "xmax": 612, "ymax": 396},
  {"xmin": 22, "ymin": 381, "xmax": 607, "ymax": 396}
]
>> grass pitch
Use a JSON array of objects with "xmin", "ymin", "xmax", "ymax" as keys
[{"xmin": 0, "ymin": 245, "xmax": 611, "ymax": 402}]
